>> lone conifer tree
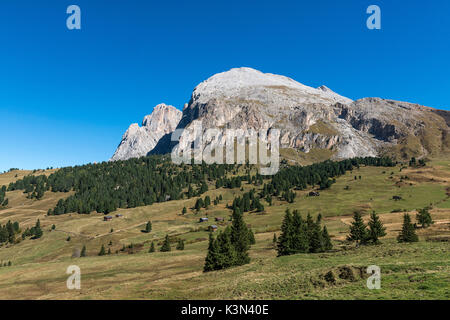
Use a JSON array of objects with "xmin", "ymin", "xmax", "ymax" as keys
[
  {"xmin": 176, "ymin": 239, "xmax": 185, "ymax": 250},
  {"xmin": 347, "ymin": 211, "xmax": 368, "ymax": 245},
  {"xmin": 367, "ymin": 211, "xmax": 386, "ymax": 244},
  {"xmin": 98, "ymin": 244, "xmax": 106, "ymax": 256},
  {"xmin": 397, "ymin": 213, "xmax": 419, "ymax": 243},
  {"xmin": 416, "ymin": 207, "xmax": 433, "ymax": 228},
  {"xmin": 80, "ymin": 245, "xmax": 86, "ymax": 257},
  {"xmin": 230, "ymin": 208, "xmax": 250, "ymax": 265},
  {"xmin": 182, "ymin": 207, "xmax": 187, "ymax": 215},
  {"xmin": 149, "ymin": 241, "xmax": 155, "ymax": 253},
  {"xmin": 160, "ymin": 235, "xmax": 171, "ymax": 252},
  {"xmin": 204, "ymin": 196, "xmax": 211, "ymax": 208},
  {"xmin": 144, "ymin": 221, "xmax": 152, "ymax": 233}
]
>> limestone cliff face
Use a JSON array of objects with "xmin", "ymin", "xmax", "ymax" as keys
[
  {"xmin": 119, "ymin": 67, "xmax": 448, "ymax": 162},
  {"xmin": 111, "ymin": 104, "xmax": 182, "ymax": 161}
]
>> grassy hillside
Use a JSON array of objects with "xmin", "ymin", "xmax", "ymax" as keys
[{"xmin": 0, "ymin": 158, "xmax": 448, "ymax": 300}]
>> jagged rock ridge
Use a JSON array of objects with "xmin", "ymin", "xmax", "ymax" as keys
[{"xmin": 111, "ymin": 104, "xmax": 182, "ymax": 161}]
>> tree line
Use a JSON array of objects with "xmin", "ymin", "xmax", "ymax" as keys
[
  {"xmin": 7, "ymin": 156, "xmax": 237, "ymax": 215},
  {"xmin": 0, "ymin": 219, "xmax": 42, "ymax": 245}
]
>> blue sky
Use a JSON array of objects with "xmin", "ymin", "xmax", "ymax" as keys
[{"xmin": 1, "ymin": 0, "xmax": 449, "ymax": 171}]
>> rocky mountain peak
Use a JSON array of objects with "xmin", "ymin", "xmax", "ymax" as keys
[
  {"xmin": 111, "ymin": 104, "xmax": 182, "ymax": 161},
  {"xmin": 114, "ymin": 67, "xmax": 449, "ymax": 164},
  {"xmin": 191, "ymin": 67, "xmax": 352, "ymax": 105}
]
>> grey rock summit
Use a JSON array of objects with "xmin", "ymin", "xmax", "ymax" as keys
[
  {"xmin": 111, "ymin": 104, "xmax": 182, "ymax": 161},
  {"xmin": 119, "ymin": 67, "xmax": 449, "ymax": 163}
]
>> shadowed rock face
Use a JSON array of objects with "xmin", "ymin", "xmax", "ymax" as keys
[
  {"xmin": 150, "ymin": 67, "xmax": 449, "ymax": 161},
  {"xmin": 111, "ymin": 104, "xmax": 182, "ymax": 161}
]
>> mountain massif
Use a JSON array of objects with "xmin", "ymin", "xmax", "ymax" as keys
[{"xmin": 112, "ymin": 67, "xmax": 449, "ymax": 162}]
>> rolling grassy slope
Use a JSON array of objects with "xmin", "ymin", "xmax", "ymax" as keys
[{"xmin": 0, "ymin": 159, "xmax": 448, "ymax": 300}]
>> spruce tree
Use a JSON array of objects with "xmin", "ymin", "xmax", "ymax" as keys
[
  {"xmin": 160, "ymin": 234, "xmax": 171, "ymax": 252},
  {"xmin": 321, "ymin": 226, "xmax": 333, "ymax": 251},
  {"xmin": 247, "ymin": 228, "xmax": 256, "ymax": 245},
  {"xmin": 273, "ymin": 233, "xmax": 277, "ymax": 244},
  {"xmin": 277, "ymin": 209, "xmax": 293, "ymax": 256},
  {"xmin": 291, "ymin": 210, "xmax": 309, "ymax": 253},
  {"xmin": 367, "ymin": 211, "xmax": 386, "ymax": 244},
  {"xmin": 176, "ymin": 239, "xmax": 185, "ymax": 250},
  {"xmin": 144, "ymin": 221, "xmax": 152, "ymax": 233},
  {"xmin": 149, "ymin": 241, "xmax": 155, "ymax": 253},
  {"xmin": 182, "ymin": 206, "xmax": 187, "ymax": 215},
  {"xmin": 80, "ymin": 245, "xmax": 86, "ymax": 257},
  {"xmin": 347, "ymin": 211, "xmax": 368, "ymax": 245},
  {"xmin": 308, "ymin": 217, "xmax": 324, "ymax": 253},
  {"xmin": 98, "ymin": 244, "xmax": 106, "ymax": 256},
  {"xmin": 216, "ymin": 227, "xmax": 237, "ymax": 269},
  {"xmin": 204, "ymin": 232, "xmax": 219, "ymax": 272},
  {"xmin": 416, "ymin": 207, "xmax": 433, "ymax": 228},
  {"xmin": 204, "ymin": 196, "xmax": 211, "ymax": 208},
  {"xmin": 230, "ymin": 208, "xmax": 250, "ymax": 266},
  {"xmin": 397, "ymin": 213, "xmax": 419, "ymax": 243}
]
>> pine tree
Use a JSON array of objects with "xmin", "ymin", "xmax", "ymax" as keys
[
  {"xmin": 273, "ymin": 233, "xmax": 277, "ymax": 244},
  {"xmin": 247, "ymin": 228, "xmax": 256, "ymax": 245},
  {"xmin": 160, "ymin": 235, "xmax": 171, "ymax": 252},
  {"xmin": 33, "ymin": 220, "xmax": 43, "ymax": 239},
  {"xmin": 347, "ymin": 211, "xmax": 368, "ymax": 245},
  {"xmin": 176, "ymin": 239, "xmax": 185, "ymax": 250},
  {"xmin": 291, "ymin": 210, "xmax": 309, "ymax": 253},
  {"xmin": 80, "ymin": 245, "xmax": 86, "ymax": 257},
  {"xmin": 98, "ymin": 244, "xmax": 106, "ymax": 256},
  {"xmin": 195, "ymin": 198, "xmax": 204, "ymax": 211},
  {"xmin": 308, "ymin": 214, "xmax": 324, "ymax": 253},
  {"xmin": 149, "ymin": 241, "xmax": 155, "ymax": 253},
  {"xmin": 215, "ymin": 227, "xmax": 237, "ymax": 269},
  {"xmin": 204, "ymin": 196, "xmax": 211, "ymax": 208},
  {"xmin": 277, "ymin": 209, "xmax": 293, "ymax": 256},
  {"xmin": 416, "ymin": 207, "xmax": 433, "ymax": 228},
  {"xmin": 144, "ymin": 221, "xmax": 152, "ymax": 233},
  {"xmin": 182, "ymin": 206, "xmax": 187, "ymax": 215},
  {"xmin": 204, "ymin": 232, "xmax": 219, "ymax": 272},
  {"xmin": 367, "ymin": 211, "xmax": 386, "ymax": 244},
  {"xmin": 321, "ymin": 226, "xmax": 333, "ymax": 251},
  {"xmin": 230, "ymin": 208, "xmax": 250, "ymax": 266},
  {"xmin": 397, "ymin": 214, "xmax": 419, "ymax": 243}
]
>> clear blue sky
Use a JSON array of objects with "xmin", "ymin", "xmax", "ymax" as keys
[{"xmin": 1, "ymin": 0, "xmax": 449, "ymax": 172}]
